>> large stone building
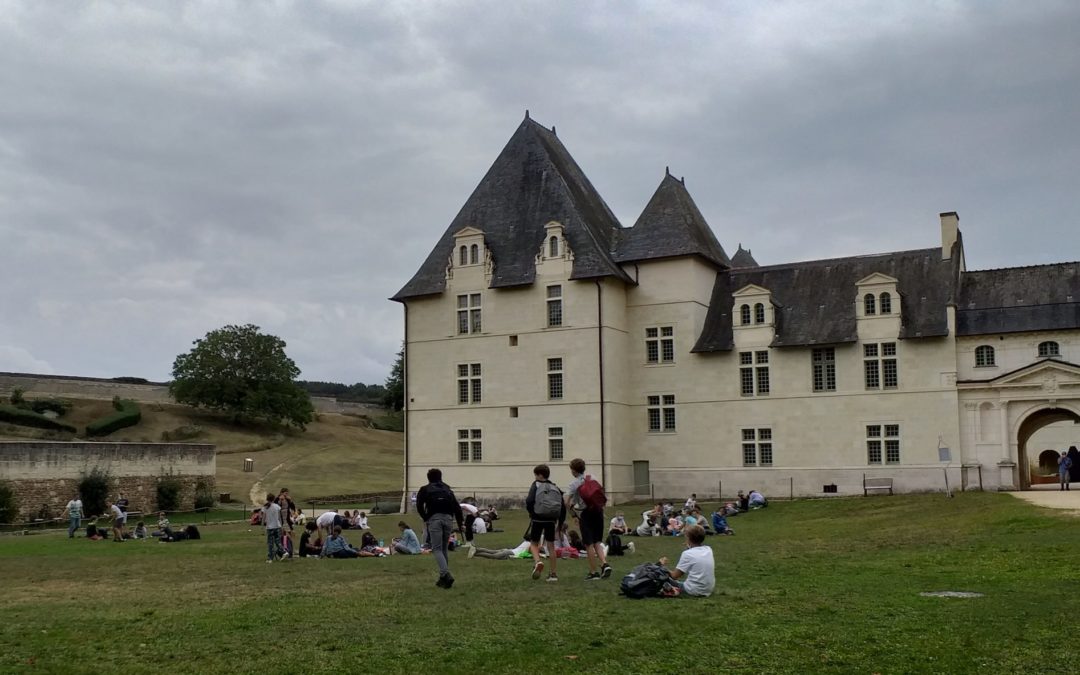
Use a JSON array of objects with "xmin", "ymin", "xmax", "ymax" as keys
[{"xmin": 392, "ymin": 115, "xmax": 1080, "ymax": 501}]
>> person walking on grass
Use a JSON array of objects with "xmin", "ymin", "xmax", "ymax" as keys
[
  {"xmin": 566, "ymin": 458, "xmax": 612, "ymax": 581},
  {"xmin": 64, "ymin": 492, "xmax": 82, "ymax": 539},
  {"xmin": 415, "ymin": 468, "xmax": 465, "ymax": 589},
  {"xmin": 525, "ymin": 464, "xmax": 566, "ymax": 583},
  {"xmin": 107, "ymin": 499, "xmax": 126, "ymax": 542},
  {"xmin": 1060, "ymin": 451, "xmax": 1073, "ymax": 491},
  {"xmin": 262, "ymin": 492, "xmax": 288, "ymax": 563}
]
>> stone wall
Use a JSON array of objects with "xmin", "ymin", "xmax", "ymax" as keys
[{"xmin": 0, "ymin": 442, "xmax": 215, "ymax": 521}]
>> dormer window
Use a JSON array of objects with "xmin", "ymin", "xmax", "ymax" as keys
[
  {"xmin": 733, "ymin": 284, "xmax": 774, "ymax": 330},
  {"xmin": 754, "ymin": 303, "xmax": 765, "ymax": 324},
  {"xmin": 1038, "ymin": 341, "xmax": 1060, "ymax": 358},
  {"xmin": 879, "ymin": 292, "xmax": 892, "ymax": 314},
  {"xmin": 864, "ymin": 294, "xmax": 877, "ymax": 316},
  {"xmin": 549, "ymin": 236, "xmax": 559, "ymax": 258},
  {"xmin": 451, "ymin": 227, "xmax": 486, "ymax": 269},
  {"xmin": 459, "ymin": 246, "xmax": 468, "ymax": 266},
  {"xmin": 469, "ymin": 244, "xmax": 479, "ymax": 265},
  {"xmin": 740, "ymin": 305, "xmax": 751, "ymax": 325}
]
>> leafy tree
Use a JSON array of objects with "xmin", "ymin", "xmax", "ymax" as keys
[
  {"xmin": 170, "ymin": 324, "xmax": 315, "ymax": 430},
  {"xmin": 384, "ymin": 345, "xmax": 404, "ymax": 412}
]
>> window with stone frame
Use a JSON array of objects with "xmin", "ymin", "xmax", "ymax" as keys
[
  {"xmin": 547, "ymin": 357, "xmax": 563, "ymax": 400},
  {"xmin": 645, "ymin": 326, "xmax": 675, "ymax": 364},
  {"xmin": 469, "ymin": 244, "xmax": 479, "ymax": 265},
  {"xmin": 546, "ymin": 285, "xmax": 563, "ymax": 327},
  {"xmin": 864, "ymin": 342, "xmax": 898, "ymax": 389},
  {"xmin": 457, "ymin": 293, "xmax": 482, "ymax": 334},
  {"xmin": 740, "ymin": 304, "xmax": 751, "ymax": 325},
  {"xmin": 812, "ymin": 347, "xmax": 836, "ymax": 392},
  {"xmin": 549, "ymin": 236, "xmax": 559, "ymax": 258},
  {"xmin": 647, "ymin": 394, "xmax": 676, "ymax": 432},
  {"xmin": 457, "ymin": 363, "xmax": 482, "ymax": 404},
  {"xmin": 1038, "ymin": 341, "xmax": 1060, "ymax": 358},
  {"xmin": 974, "ymin": 345, "xmax": 996, "ymax": 367},
  {"xmin": 742, "ymin": 427, "xmax": 773, "ymax": 466},
  {"xmin": 740, "ymin": 351, "xmax": 770, "ymax": 396},
  {"xmin": 864, "ymin": 293, "xmax": 877, "ymax": 316},
  {"xmin": 548, "ymin": 426, "xmax": 564, "ymax": 461},
  {"xmin": 879, "ymin": 292, "xmax": 893, "ymax": 314},
  {"xmin": 866, "ymin": 424, "xmax": 900, "ymax": 464},
  {"xmin": 458, "ymin": 428, "xmax": 482, "ymax": 462},
  {"xmin": 754, "ymin": 303, "xmax": 766, "ymax": 324}
]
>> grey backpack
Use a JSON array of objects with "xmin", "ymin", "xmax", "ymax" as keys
[{"xmin": 533, "ymin": 481, "xmax": 563, "ymax": 520}]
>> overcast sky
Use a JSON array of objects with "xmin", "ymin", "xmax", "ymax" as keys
[{"xmin": 1, "ymin": 1, "xmax": 1078, "ymax": 384}]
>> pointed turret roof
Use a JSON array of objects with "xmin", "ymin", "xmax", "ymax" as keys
[
  {"xmin": 613, "ymin": 172, "xmax": 730, "ymax": 269},
  {"xmin": 731, "ymin": 244, "xmax": 759, "ymax": 268},
  {"xmin": 392, "ymin": 116, "xmax": 632, "ymax": 301}
]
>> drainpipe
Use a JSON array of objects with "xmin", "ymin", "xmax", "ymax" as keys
[
  {"xmin": 595, "ymin": 280, "xmax": 607, "ymax": 493},
  {"xmin": 401, "ymin": 304, "xmax": 409, "ymax": 514}
]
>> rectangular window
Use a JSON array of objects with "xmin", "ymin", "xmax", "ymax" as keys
[
  {"xmin": 470, "ymin": 428, "xmax": 482, "ymax": 462},
  {"xmin": 866, "ymin": 424, "xmax": 899, "ymax": 464},
  {"xmin": 645, "ymin": 325, "xmax": 675, "ymax": 364},
  {"xmin": 647, "ymin": 394, "xmax": 676, "ymax": 432},
  {"xmin": 547, "ymin": 357, "xmax": 563, "ymax": 400},
  {"xmin": 864, "ymin": 342, "xmax": 897, "ymax": 389},
  {"xmin": 548, "ymin": 426, "xmax": 564, "ymax": 461},
  {"xmin": 740, "ymin": 351, "xmax": 770, "ymax": 396},
  {"xmin": 546, "ymin": 285, "xmax": 563, "ymax": 327},
  {"xmin": 457, "ymin": 293, "xmax": 482, "ymax": 334},
  {"xmin": 812, "ymin": 347, "xmax": 836, "ymax": 392},
  {"xmin": 458, "ymin": 429, "xmax": 470, "ymax": 462},
  {"xmin": 457, "ymin": 363, "xmax": 481, "ymax": 404},
  {"xmin": 742, "ymin": 428, "xmax": 773, "ymax": 466}
]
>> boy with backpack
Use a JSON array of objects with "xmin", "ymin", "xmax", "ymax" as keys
[
  {"xmin": 566, "ymin": 457, "xmax": 612, "ymax": 580},
  {"xmin": 415, "ymin": 468, "xmax": 465, "ymax": 589},
  {"xmin": 525, "ymin": 464, "xmax": 566, "ymax": 582}
]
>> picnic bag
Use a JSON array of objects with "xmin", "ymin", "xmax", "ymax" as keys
[
  {"xmin": 578, "ymin": 474, "xmax": 607, "ymax": 511},
  {"xmin": 532, "ymin": 481, "xmax": 563, "ymax": 520},
  {"xmin": 619, "ymin": 562, "xmax": 670, "ymax": 599}
]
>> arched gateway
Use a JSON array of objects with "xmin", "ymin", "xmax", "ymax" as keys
[{"xmin": 1016, "ymin": 406, "xmax": 1080, "ymax": 489}]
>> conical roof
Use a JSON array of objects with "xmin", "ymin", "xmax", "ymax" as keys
[
  {"xmin": 393, "ymin": 116, "xmax": 632, "ymax": 300},
  {"xmin": 613, "ymin": 172, "xmax": 730, "ymax": 268}
]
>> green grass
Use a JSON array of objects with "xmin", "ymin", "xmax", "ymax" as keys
[{"xmin": 2, "ymin": 492, "xmax": 1079, "ymax": 674}]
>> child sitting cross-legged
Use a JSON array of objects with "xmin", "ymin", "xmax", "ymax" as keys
[
  {"xmin": 321, "ymin": 526, "xmax": 361, "ymax": 559},
  {"xmin": 658, "ymin": 524, "xmax": 715, "ymax": 598}
]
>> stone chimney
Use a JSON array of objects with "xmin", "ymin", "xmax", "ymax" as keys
[{"xmin": 940, "ymin": 211, "xmax": 959, "ymax": 260}]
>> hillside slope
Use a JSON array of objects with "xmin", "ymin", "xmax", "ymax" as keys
[{"xmin": 0, "ymin": 399, "xmax": 403, "ymax": 504}]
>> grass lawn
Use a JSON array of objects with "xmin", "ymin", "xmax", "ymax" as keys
[{"xmin": 2, "ymin": 492, "xmax": 1078, "ymax": 674}]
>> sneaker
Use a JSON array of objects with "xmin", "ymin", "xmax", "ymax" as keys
[
  {"xmin": 266, "ymin": 560, "xmax": 273, "ymax": 564},
  {"xmin": 585, "ymin": 572, "xmax": 602, "ymax": 581},
  {"xmin": 627, "ymin": 542, "xmax": 636, "ymax": 554},
  {"xmin": 532, "ymin": 561, "xmax": 544, "ymax": 580},
  {"xmin": 443, "ymin": 573, "xmax": 455, "ymax": 589},
  {"xmin": 467, "ymin": 545, "xmax": 476, "ymax": 559},
  {"xmin": 546, "ymin": 573, "xmax": 559, "ymax": 583},
  {"xmin": 600, "ymin": 563, "xmax": 613, "ymax": 579}
]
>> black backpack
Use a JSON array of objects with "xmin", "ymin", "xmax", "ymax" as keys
[
  {"xmin": 619, "ymin": 562, "xmax": 670, "ymax": 599},
  {"xmin": 425, "ymin": 482, "xmax": 456, "ymax": 515}
]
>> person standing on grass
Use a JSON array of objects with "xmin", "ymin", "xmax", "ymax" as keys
[
  {"xmin": 658, "ymin": 524, "xmax": 715, "ymax": 597},
  {"xmin": 107, "ymin": 499, "xmax": 125, "ymax": 542},
  {"xmin": 262, "ymin": 492, "xmax": 287, "ymax": 562},
  {"xmin": 64, "ymin": 493, "xmax": 82, "ymax": 539},
  {"xmin": 566, "ymin": 458, "xmax": 612, "ymax": 581},
  {"xmin": 525, "ymin": 464, "xmax": 566, "ymax": 583},
  {"xmin": 415, "ymin": 468, "xmax": 465, "ymax": 589},
  {"xmin": 1059, "ymin": 451, "xmax": 1072, "ymax": 491}
]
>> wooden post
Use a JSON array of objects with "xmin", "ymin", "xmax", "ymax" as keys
[{"xmin": 789, "ymin": 476, "xmax": 793, "ymax": 500}]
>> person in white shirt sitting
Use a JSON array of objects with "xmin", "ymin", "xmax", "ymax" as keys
[
  {"xmin": 658, "ymin": 524, "xmax": 715, "ymax": 598},
  {"xmin": 353, "ymin": 511, "xmax": 369, "ymax": 529},
  {"xmin": 472, "ymin": 515, "xmax": 488, "ymax": 535}
]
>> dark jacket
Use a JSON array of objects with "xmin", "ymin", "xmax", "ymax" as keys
[
  {"xmin": 416, "ymin": 481, "xmax": 465, "ymax": 530},
  {"xmin": 525, "ymin": 480, "xmax": 567, "ymax": 525}
]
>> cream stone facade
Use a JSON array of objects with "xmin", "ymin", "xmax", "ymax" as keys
[{"xmin": 393, "ymin": 116, "xmax": 1080, "ymax": 502}]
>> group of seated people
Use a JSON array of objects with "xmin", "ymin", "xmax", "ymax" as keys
[
  {"xmin": 298, "ymin": 519, "xmax": 471, "ymax": 559},
  {"xmin": 624, "ymin": 490, "xmax": 765, "ymax": 539},
  {"xmin": 84, "ymin": 514, "xmax": 200, "ymax": 543}
]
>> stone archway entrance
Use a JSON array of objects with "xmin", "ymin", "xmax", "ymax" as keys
[{"xmin": 1017, "ymin": 407, "xmax": 1080, "ymax": 489}]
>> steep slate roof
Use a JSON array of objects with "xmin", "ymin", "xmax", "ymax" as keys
[
  {"xmin": 693, "ymin": 248, "xmax": 956, "ymax": 352},
  {"xmin": 392, "ymin": 116, "xmax": 632, "ymax": 301},
  {"xmin": 956, "ymin": 262, "xmax": 1080, "ymax": 335},
  {"xmin": 730, "ymin": 244, "xmax": 759, "ymax": 268},
  {"xmin": 613, "ymin": 172, "xmax": 731, "ymax": 268}
]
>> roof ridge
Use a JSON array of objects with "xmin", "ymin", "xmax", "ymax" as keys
[
  {"xmin": 737, "ymin": 247, "xmax": 941, "ymax": 273},
  {"xmin": 964, "ymin": 260, "xmax": 1080, "ymax": 274}
]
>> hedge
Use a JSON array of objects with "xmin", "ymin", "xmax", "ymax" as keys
[
  {"xmin": 0, "ymin": 405, "xmax": 77, "ymax": 433},
  {"xmin": 29, "ymin": 399, "xmax": 73, "ymax": 416},
  {"xmin": 85, "ymin": 398, "xmax": 142, "ymax": 437}
]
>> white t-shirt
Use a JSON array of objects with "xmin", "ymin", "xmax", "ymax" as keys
[
  {"xmin": 460, "ymin": 503, "xmax": 479, "ymax": 516},
  {"xmin": 610, "ymin": 516, "xmax": 626, "ymax": 531},
  {"xmin": 67, "ymin": 499, "xmax": 82, "ymax": 518},
  {"xmin": 316, "ymin": 511, "xmax": 338, "ymax": 528},
  {"xmin": 110, "ymin": 504, "xmax": 125, "ymax": 522},
  {"xmin": 676, "ymin": 545, "xmax": 716, "ymax": 597},
  {"xmin": 472, "ymin": 517, "xmax": 488, "ymax": 534}
]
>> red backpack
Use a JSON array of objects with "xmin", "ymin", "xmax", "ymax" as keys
[{"xmin": 578, "ymin": 474, "xmax": 607, "ymax": 511}]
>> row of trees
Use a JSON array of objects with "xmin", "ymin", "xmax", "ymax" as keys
[{"xmin": 169, "ymin": 324, "xmax": 403, "ymax": 431}]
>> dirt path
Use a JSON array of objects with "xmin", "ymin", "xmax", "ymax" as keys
[
  {"xmin": 1007, "ymin": 489, "xmax": 1080, "ymax": 513},
  {"xmin": 246, "ymin": 442, "xmax": 339, "ymax": 505}
]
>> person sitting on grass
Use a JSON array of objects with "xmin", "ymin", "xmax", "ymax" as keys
[
  {"xmin": 151, "ymin": 511, "xmax": 171, "ymax": 538},
  {"xmin": 711, "ymin": 509, "xmax": 734, "ymax": 536},
  {"xmin": 353, "ymin": 511, "xmax": 369, "ymax": 530},
  {"xmin": 658, "ymin": 524, "xmax": 714, "ymax": 598},
  {"xmin": 249, "ymin": 508, "xmax": 262, "ymax": 526},
  {"xmin": 748, "ymin": 490, "xmax": 767, "ymax": 509},
  {"xmin": 359, "ymin": 532, "xmax": 387, "ymax": 557},
  {"xmin": 609, "ymin": 511, "xmax": 629, "ymax": 536},
  {"xmin": 160, "ymin": 525, "xmax": 201, "ymax": 542},
  {"xmin": 321, "ymin": 526, "xmax": 360, "ymax": 558},
  {"xmin": 667, "ymin": 515, "xmax": 683, "ymax": 536},
  {"xmin": 133, "ymin": 521, "xmax": 148, "ymax": 539},
  {"xmin": 298, "ymin": 521, "xmax": 322, "ymax": 558},
  {"xmin": 393, "ymin": 521, "xmax": 422, "ymax": 555},
  {"xmin": 467, "ymin": 538, "xmax": 534, "ymax": 560}
]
